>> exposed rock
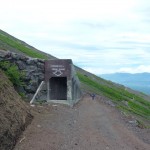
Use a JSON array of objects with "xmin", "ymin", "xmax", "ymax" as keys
[
  {"xmin": 129, "ymin": 120, "xmax": 138, "ymax": 126},
  {"xmin": 16, "ymin": 86, "xmax": 26, "ymax": 95},
  {"xmin": 38, "ymin": 59, "xmax": 44, "ymax": 63},
  {"xmin": 0, "ymin": 50, "xmax": 45, "ymax": 101},
  {"xmin": 26, "ymin": 93, "xmax": 34, "ymax": 101},
  {"xmin": 25, "ymin": 85, "xmax": 37, "ymax": 93},
  {"xmin": 11, "ymin": 53, "xmax": 20, "ymax": 60},
  {"xmin": 106, "ymin": 100, "xmax": 116, "ymax": 107},
  {"xmin": 37, "ymin": 62, "xmax": 44, "ymax": 69},
  {"xmin": 26, "ymin": 58, "xmax": 36, "ymax": 65},
  {"xmin": 19, "ymin": 55, "xmax": 28, "ymax": 61},
  {"xmin": 0, "ymin": 50, "xmax": 7, "ymax": 57},
  {"xmin": 16, "ymin": 61, "xmax": 26, "ymax": 70}
]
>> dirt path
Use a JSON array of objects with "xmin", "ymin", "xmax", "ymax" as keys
[{"xmin": 14, "ymin": 95, "xmax": 150, "ymax": 150}]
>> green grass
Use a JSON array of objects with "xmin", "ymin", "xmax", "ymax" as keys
[
  {"xmin": 0, "ymin": 32, "xmax": 48, "ymax": 59},
  {"xmin": 0, "ymin": 61, "xmax": 24, "ymax": 87},
  {"xmin": 77, "ymin": 72, "xmax": 150, "ymax": 120}
]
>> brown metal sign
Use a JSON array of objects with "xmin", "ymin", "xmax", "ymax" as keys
[{"xmin": 45, "ymin": 59, "xmax": 72, "ymax": 81}]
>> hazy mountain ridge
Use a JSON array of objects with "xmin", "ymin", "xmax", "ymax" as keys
[{"xmin": 100, "ymin": 73, "xmax": 150, "ymax": 95}]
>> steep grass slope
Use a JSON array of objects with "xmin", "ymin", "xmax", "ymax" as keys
[
  {"xmin": 0, "ymin": 29, "xmax": 150, "ymax": 126},
  {"xmin": 0, "ymin": 29, "xmax": 55, "ymax": 59},
  {"xmin": 0, "ymin": 69, "xmax": 33, "ymax": 150}
]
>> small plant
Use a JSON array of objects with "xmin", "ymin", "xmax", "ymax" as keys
[
  {"xmin": 36, "ymin": 99, "xmax": 47, "ymax": 105},
  {"xmin": 19, "ymin": 92, "xmax": 26, "ymax": 99},
  {"xmin": 0, "ymin": 61, "xmax": 24, "ymax": 87},
  {"xmin": 137, "ymin": 120, "xmax": 146, "ymax": 129}
]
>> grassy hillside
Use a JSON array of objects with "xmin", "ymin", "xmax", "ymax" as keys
[
  {"xmin": 77, "ymin": 72, "xmax": 150, "ymax": 122},
  {"xmin": 0, "ymin": 29, "xmax": 55, "ymax": 59},
  {"xmin": 0, "ymin": 29, "xmax": 150, "ymax": 127}
]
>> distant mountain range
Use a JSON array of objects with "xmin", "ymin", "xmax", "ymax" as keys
[{"xmin": 100, "ymin": 73, "xmax": 150, "ymax": 95}]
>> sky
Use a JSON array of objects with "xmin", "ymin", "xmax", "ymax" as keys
[{"xmin": 0, "ymin": 0, "xmax": 150, "ymax": 74}]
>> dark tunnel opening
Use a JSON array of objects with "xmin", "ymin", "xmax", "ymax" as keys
[{"xmin": 49, "ymin": 77, "xmax": 67, "ymax": 100}]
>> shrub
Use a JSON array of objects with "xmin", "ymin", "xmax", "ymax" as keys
[{"xmin": 0, "ymin": 61, "xmax": 24, "ymax": 87}]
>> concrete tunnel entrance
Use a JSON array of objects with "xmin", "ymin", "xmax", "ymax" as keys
[
  {"xmin": 50, "ymin": 77, "xmax": 67, "ymax": 100},
  {"xmin": 44, "ymin": 59, "xmax": 82, "ymax": 105},
  {"xmin": 30, "ymin": 59, "xmax": 82, "ymax": 105}
]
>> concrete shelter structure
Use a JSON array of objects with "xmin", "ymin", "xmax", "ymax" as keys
[{"xmin": 44, "ymin": 59, "xmax": 82, "ymax": 106}]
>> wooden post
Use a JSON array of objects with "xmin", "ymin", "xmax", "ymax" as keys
[{"xmin": 30, "ymin": 81, "xmax": 44, "ymax": 104}]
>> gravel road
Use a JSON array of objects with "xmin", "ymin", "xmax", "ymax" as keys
[{"xmin": 14, "ymin": 95, "xmax": 150, "ymax": 150}]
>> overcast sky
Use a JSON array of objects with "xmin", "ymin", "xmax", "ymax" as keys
[{"xmin": 0, "ymin": 0, "xmax": 150, "ymax": 74}]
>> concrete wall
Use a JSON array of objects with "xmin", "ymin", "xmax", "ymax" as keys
[{"xmin": 71, "ymin": 65, "xmax": 82, "ymax": 105}]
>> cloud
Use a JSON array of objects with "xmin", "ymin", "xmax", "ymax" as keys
[
  {"xmin": 0, "ymin": 0, "xmax": 150, "ymax": 74},
  {"xmin": 81, "ymin": 21, "xmax": 115, "ymax": 29},
  {"xmin": 119, "ymin": 65, "xmax": 150, "ymax": 74}
]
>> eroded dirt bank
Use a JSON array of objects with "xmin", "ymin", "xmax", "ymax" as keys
[
  {"xmin": 0, "ymin": 70, "xmax": 33, "ymax": 150},
  {"xmin": 14, "ymin": 95, "xmax": 150, "ymax": 150}
]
